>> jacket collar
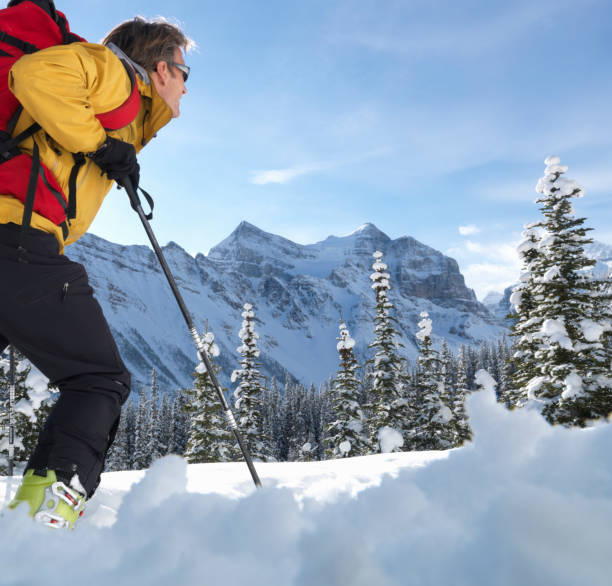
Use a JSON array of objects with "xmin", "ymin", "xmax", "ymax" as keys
[
  {"xmin": 105, "ymin": 42, "xmax": 173, "ymax": 144},
  {"xmin": 106, "ymin": 42, "xmax": 150, "ymax": 85}
]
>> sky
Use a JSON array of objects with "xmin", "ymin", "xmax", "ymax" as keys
[{"xmin": 57, "ymin": 0, "xmax": 612, "ymax": 300}]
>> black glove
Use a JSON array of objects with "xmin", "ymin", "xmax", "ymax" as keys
[{"xmin": 87, "ymin": 136, "xmax": 139, "ymax": 189}]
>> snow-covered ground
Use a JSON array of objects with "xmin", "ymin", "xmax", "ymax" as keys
[{"xmin": 1, "ymin": 387, "xmax": 611, "ymax": 586}]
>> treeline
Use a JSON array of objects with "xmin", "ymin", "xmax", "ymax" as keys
[
  {"xmin": 101, "ymin": 337, "xmax": 512, "ymax": 470},
  {"xmin": 1, "ymin": 156, "xmax": 611, "ymax": 474}
]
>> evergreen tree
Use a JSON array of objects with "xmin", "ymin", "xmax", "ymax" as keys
[
  {"xmin": 452, "ymin": 345, "xmax": 473, "ymax": 444},
  {"xmin": 306, "ymin": 383, "xmax": 323, "ymax": 461},
  {"xmin": 495, "ymin": 338, "xmax": 515, "ymax": 407},
  {"xmin": 318, "ymin": 380, "xmax": 335, "ymax": 460},
  {"xmin": 169, "ymin": 389, "xmax": 190, "ymax": 456},
  {"xmin": 511, "ymin": 157, "xmax": 612, "ymax": 425},
  {"xmin": 133, "ymin": 387, "xmax": 152, "ymax": 469},
  {"xmin": 0, "ymin": 349, "xmax": 56, "ymax": 473},
  {"xmin": 277, "ymin": 373, "xmax": 293, "ymax": 461},
  {"xmin": 106, "ymin": 401, "xmax": 136, "ymax": 471},
  {"xmin": 184, "ymin": 332, "xmax": 234, "ymax": 463},
  {"xmin": 412, "ymin": 312, "xmax": 454, "ymax": 450},
  {"xmin": 288, "ymin": 383, "xmax": 309, "ymax": 461},
  {"xmin": 325, "ymin": 322, "xmax": 369, "ymax": 458},
  {"xmin": 231, "ymin": 303, "xmax": 270, "ymax": 461},
  {"xmin": 149, "ymin": 369, "xmax": 164, "ymax": 463},
  {"xmin": 367, "ymin": 251, "xmax": 406, "ymax": 451},
  {"xmin": 158, "ymin": 394, "xmax": 173, "ymax": 457},
  {"xmin": 508, "ymin": 225, "xmax": 543, "ymax": 407},
  {"xmin": 263, "ymin": 377, "xmax": 283, "ymax": 461}
]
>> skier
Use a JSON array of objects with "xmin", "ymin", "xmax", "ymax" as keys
[{"xmin": 0, "ymin": 13, "xmax": 192, "ymax": 528}]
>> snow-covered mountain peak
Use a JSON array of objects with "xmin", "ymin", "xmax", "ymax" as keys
[
  {"xmin": 346, "ymin": 222, "xmax": 389, "ymax": 238},
  {"xmin": 69, "ymin": 223, "xmax": 508, "ymax": 392},
  {"xmin": 208, "ymin": 220, "xmax": 313, "ymax": 270},
  {"xmin": 308, "ymin": 223, "xmax": 391, "ymax": 264}
]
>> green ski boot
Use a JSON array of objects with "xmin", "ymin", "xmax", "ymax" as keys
[{"xmin": 9, "ymin": 469, "xmax": 86, "ymax": 529}]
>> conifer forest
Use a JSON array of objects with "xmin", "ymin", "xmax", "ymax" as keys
[{"xmin": 1, "ymin": 158, "xmax": 610, "ymax": 473}]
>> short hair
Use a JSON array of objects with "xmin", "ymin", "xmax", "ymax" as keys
[{"xmin": 103, "ymin": 17, "xmax": 194, "ymax": 73}]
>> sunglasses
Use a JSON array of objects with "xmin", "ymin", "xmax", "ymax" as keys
[{"xmin": 168, "ymin": 61, "xmax": 190, "ymax": 82}]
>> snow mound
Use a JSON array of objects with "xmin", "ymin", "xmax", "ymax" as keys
[{"xmin": 1, "ymin": 388, "xmax": 612, "ymax": 585}]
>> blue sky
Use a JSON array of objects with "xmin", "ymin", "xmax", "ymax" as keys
[{"xmin": 60, "ymin": 0, "xmax": 611, "ymax": 299}]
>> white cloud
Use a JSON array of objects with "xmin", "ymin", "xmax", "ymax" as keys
[
  {"xmin": 462, "ymin": 262, "xmax": 520, "ymax": 300},
  {"xmin": 448, "ymin": 238, "xmax": 522, "ymax": 299},
  {"xmin": 249, "ymin": 166, "xmax": 315, "ymax": 185},
  {"xmin": 459, "ymin": 225, "xmax": 480, "ymax": 236}
]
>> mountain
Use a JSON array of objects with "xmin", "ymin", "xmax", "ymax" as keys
[
  {"xmin": 585, "ymin": 241, "xmax": 612, "ymax": 277},
  {"xmin": 66, "ymin": 222, "xmax": 508, "ymax": 394}
]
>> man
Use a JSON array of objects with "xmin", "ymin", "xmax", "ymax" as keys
[{"xmin": 0, "ymin": 15, "xmax": 192, "ymax": 528}]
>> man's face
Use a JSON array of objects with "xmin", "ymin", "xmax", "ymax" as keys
[{"xmin": 152, "ymin": 47, "xmax": 187, "ymax": 118}]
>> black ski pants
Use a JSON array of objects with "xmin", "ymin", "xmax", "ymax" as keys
[{"xmin": 0, "ymin": 222, "xmax": 130, "ymax": 497}]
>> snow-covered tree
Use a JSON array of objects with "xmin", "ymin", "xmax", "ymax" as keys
[
  {"xmin": 132, "ymin": 387, "xmax": 152, "ymax": 469},
  {"xmin": 509, "ymin": 225, "xmax": 544, "ymax": 407},
  {"xmin": 511, "ymin": 157, "xmax": 612, "ymax": 426},
  {"xmin": 325, "ymin": 322, "xmax": 369, "ymax": 458},
  {"xmin": 184, "ymin": 332, "xmax": 234, "ymax": 463},
  {"xmin": 148, "ymin": 370, "xmax": 164, "ymax": 463},
  {"xmin": 452, "ymin": 345, "xmax": 473, "ymax": 444},
  {"xmin": 106, "ymin": 401, "xmax": 136, "ymax": 471},
  {"xmin": 412, "ymin": 312, "xmax": 454, "ymax": 450},
  {"xmin": 158, "ymin": 394, "xmax": 173, "ymax": 458},
  {"xmin": 262, "ymin": 377, "xmax": 283, "ymax": 461},
  {"xmin": 169, "ymin": 389, "xmax": 190, "ymax": 456},
  {"xmin": 232, "ymin": 303, "xmax": 270, "ymax": 461},
  {"xmin": 367, "ymin": 251, "xmax": 406, "ymax": 451},
  {"xmin": 306, "ymin": 383, "xmax": 324, "ymax": 461},
  {"xmin": 0, "ymin": 348, "xmax": 56, "ymax": 473}
]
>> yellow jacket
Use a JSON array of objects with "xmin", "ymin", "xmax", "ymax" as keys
[{"xmin": 0, "ymin": 42, "xmax": 172, "ymax": 253}]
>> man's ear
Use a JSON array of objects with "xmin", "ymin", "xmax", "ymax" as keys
[{"xmin": 153, "ymin": 60, "xmax": 170, "ymax": 85}]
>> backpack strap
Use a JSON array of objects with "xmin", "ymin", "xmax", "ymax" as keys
[
  {"xmin": 66, "ymin": 152, "xmax": 85, "ymax": 220},
  {"xmin": 0, "ymin": 29, "xmax": 39, "ymax": 54},
  {"xmin": 0, "ymin": 121, "xmax": 41, "ymax": 162},
  {"xmin": 95, "ymin": 62, "xmax": 140, "ymax": 131},
  {"xmin": 17, "ymin": 139, "xmax": 40, "ymax": 259}
]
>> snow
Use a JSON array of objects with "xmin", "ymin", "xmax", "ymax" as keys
[
  {"xmin": 339, "ymin": 441, "xmax": 351, "ymax": 455},
  {"xmin": 433, "ymin": 402, "xmax": 453, "ymax": 424},
  {"xmin": 562, "ymin": 372, "xmax": 584, "ymax": 400},
  {"xmin": 14, "ymin": 398, "xmax": 35, "ymax": 422},
  {"xmin": 509, "ymin": 288, "xmax": 522, "ymax": 310},
  {"xmin": 542, "ymin": 266, "xmax": 561, "ymax": 282},
  {"xmin": 538, "ymin": 232, "xmax": 556, "ymax": 249},
  {"xmin": 580, "ymin": 319, "xmax": 606, "ymax": 342},
  {"xmin": 377, "ymin": 426, "xmax": 404, "ymax": 453},
  {"xmin": 336, "ymin": 323, "xmax": 356, "ymax": 351},
  {"xmin": 526, "ymin": 376, "xmax": 547, "ymax": 401},
  {"xmin": 474, "ymin": 368, "xmax": 497, "ymax": 394},
  {"xmin": 2, "ymin": 388, "xmax": 612, "ymax": 584},
  {"xmin": 416, "ymin": 311, "xmax": 433, "ymax": 341},
  {"xmin": 541, "ymin": 319, "xmax": 573, "ymax": 350}
]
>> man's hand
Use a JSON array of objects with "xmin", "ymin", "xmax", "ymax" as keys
[{"xmin": 87, "ymin": 136, "xmax": 139, "ymax": 189}]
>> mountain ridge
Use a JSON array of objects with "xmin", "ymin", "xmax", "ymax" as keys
[{"xmin": 66, "ymin": 222, "xmax": 508, "ymax": 394}]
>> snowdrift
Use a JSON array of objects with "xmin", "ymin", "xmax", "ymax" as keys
[{"xmin": 1, "ymin": 388, "xmax": 611, "ymax": 586}]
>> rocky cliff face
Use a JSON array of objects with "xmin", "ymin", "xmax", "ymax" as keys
[{"xmin": 66, "ymin": 222, "xmax": 508, "ymax": 394}]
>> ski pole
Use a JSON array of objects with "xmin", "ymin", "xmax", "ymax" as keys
[
  {"xmin": 121, "ymin": 177, "xmax": 262, "ymax": 488},
  {"xmin": 7, "ymin": 345, "xmax": 15, "ymax": 477}
]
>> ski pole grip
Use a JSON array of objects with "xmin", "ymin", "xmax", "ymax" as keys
[
  {"xmin": 121, "ymin": 176, "xmax": 139, "ymax": 208},
  {"xmin": 121, "ymin": 176, "xmax": 154, "ymax": 220}
]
